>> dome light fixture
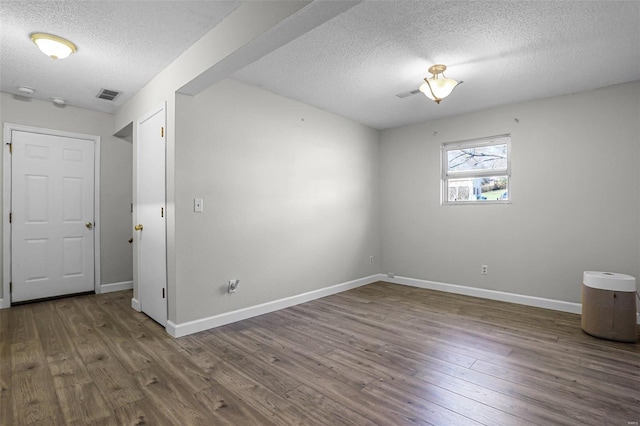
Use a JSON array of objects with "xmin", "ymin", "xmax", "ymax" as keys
[
  {"xmin": 419, "ymin": 64, "xmax": 462, "ymax": 104},
  {"xmin": 30, "ymin": 33, "xmax": 77, "ymax": 60},
  {"xmin": 52, "ymin": 97, "xmax": 66, "ymax": 105}
]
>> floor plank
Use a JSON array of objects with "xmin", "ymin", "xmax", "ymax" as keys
[{"xmin": 1, "ymin": 281, "xmax": 638, "ymax": 425}]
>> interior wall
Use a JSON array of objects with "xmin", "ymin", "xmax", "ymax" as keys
[
  {"xmin": 174, "ymin": 78, "xmax": 380, "ymax": 324},
  {"xmin": 0, "ymin": 92, "xmax": 133, "ymax": 297},
  {"xmin": 380, "ymin": 81, "xmax": 640, "ymax": 303},
  {"xmin": 113, "ymin": 2, "xmax": 310, "ymax": 322}
]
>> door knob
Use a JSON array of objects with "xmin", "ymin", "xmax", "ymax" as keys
[
  {"xmin": 85, "ymin": 222, "xmax": 93, "ymax": 229},
  {"xmin": 135, "ymin": 224, "xmax": 143, "ymax": 231}
]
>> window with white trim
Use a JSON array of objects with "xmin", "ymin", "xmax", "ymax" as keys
[{"xmin": 442, "ymin": 135, "xmax": 511, "ymax": 204}]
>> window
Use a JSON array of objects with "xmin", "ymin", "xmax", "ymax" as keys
[{"xmin": 442, "ymin": 135, "xmax": 511, "ymax": 204}]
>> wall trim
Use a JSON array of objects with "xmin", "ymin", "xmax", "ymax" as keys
[
  {"xmin": 131, "ymin": 297, "xmax": 141, "ymax": 312},
  {"xmin": 163, "ymin": 273, "xmax": 640, "ymax": 338},
  {"xmin": 389, "ymin": 274, "xmax": 583, "ymax": 313},
  {"xmin": 389, "ymin": 275, "xmax": 640, "ymax": 324},
  {"xmin": 101, "ymin": 281, "xmax": 133, "ymax": 293},
  {"xmin": 166, "ymin": 274, "xmax": 385, "ymax": 338}
]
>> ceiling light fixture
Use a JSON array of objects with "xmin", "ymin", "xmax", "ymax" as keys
[
  {"xmin": 30, "ymin": 33, "xmax": 77, "ymax": 60},
  {"xmin": 419, "ymin": 64, "xmax": 462, "ymax": 104},
  {"xmin": 52, "ymin": 97, "xmax": 66, "ymax": 105}
]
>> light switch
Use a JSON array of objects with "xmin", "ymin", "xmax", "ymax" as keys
[{"xmin": 194, "ymin": 198, "xmax": 203, "ymax": 212}]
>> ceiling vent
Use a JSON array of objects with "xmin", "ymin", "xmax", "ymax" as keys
[{"xmin": 96, "ymin": 88, "xmax": 121, "ymax": 101}]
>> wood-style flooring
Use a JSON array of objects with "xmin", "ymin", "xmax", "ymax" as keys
[{"xmin": 1, "ymin": 281, "xmax": 639, "ymax": 425}]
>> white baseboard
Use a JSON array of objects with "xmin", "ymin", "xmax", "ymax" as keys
[
  {"xmin": 389, "ymin": 275, "xmax": 640, "ymax": 324},
  {"xmin": 388, "ymin": 275, "xmax": 583, "ymax": 314},
  {"xmin": 131, "ymin": 297, "xmax": 141, "ymax": 312},
  {"xmin": 0, "ymin": 297, "xmax": 8, "ymax": 309},
  {"xmin": 166, "ymin": 274, "xmax": 385, "ymax": 338},
  {"xmin": 101, "ymin": 281, "xmax": 133, "ymax": 293},
  {"xmin": 163, "ymin": 272, "xmax": 640, "ymax": 338}
]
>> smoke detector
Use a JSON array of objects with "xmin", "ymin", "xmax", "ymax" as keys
[{"xmin": 18, "ymin": 86, "xmax": 34, "ymax": 95}]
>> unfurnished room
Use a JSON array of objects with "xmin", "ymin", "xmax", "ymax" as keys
[{"xmin": 0, "ymin": 1, "xmax": 639, "ymax": 425}]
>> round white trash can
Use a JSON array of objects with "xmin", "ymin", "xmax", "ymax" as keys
[{"xmin": 581, "ymin": 271, "xmax": 637, "ymax": 343}]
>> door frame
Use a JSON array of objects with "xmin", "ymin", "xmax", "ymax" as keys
[{"xmin": 2, "ymin": 123, "xmax": 101, "ymax": 308}]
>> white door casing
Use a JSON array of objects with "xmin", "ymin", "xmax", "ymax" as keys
[
  {"xmin": 136, "ymin": 104, "xmax": 167, "ymax": 326},
  {"xmin": 2, "ymin": 124, "xmax": 101, "ymax": 306}
]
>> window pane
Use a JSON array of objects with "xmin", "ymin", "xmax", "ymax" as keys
[
  {"xmin": 447, "ymin": 143, "xmax": 507, "ymax": 173},
  {"xmin": 446, "ymin": 176, "xmax": 509, "ymax": 202}
]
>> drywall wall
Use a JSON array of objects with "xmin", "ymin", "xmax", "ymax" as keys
[
  {"xmin": 0, "ymin": 92, "xmax": 133, "ymax": 299},
  {"xmin": 174, "ymin": 78, "xmax": 380, "ymax": 324},
  {"xmin": 380, "ymin": 81, "xmax": 640, "ymax": 303},
  {"xmin": 112, "ymin": 1, "xmax": 317, "ymax": 322}
]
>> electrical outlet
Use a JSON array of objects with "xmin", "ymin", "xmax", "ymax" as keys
[
  {"xmin": 369, "ymin": 256, "xmax": 374, "ymax": 264},
  {"xmin": 228, "ymin": 279, "xmax": 240, "ymax": 293},
  {"xmin": 387, "ymin": 272, "xmax": 395, "ymax": 278},
  {"xmin": 481, "ymin": 265, "xmax": 488, "ymax": 275}
]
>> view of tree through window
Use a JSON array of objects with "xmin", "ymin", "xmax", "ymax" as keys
[
  {"xmin": 447, "ymin": 144, "xmax": 507, "ymax": 172},
  {"xmin": 442, "ymin": 135, "xmax": 511, "ymax": 204}
]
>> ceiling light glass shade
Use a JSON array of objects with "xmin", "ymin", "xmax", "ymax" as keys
[
  {"xmin": 31, "ymin": 33, "xmax": 77, "ymax": 59},
  {"xmin": 419, "ymin": 77, "xmax": 460, "ymax": 103},
  {"xmin": 418, "ymin": 64, "xmax": 461, "ymax": 104}
]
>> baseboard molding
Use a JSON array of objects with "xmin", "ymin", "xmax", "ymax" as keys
[
  {"xmin": 0, "ymin": 297, "xmax": 8, "ymax": 309},
  {"xmin": 101, "ymin": 281, "xmax": 133, "ymax": 293},
  {"xmin": 166, "ymin": 274, "xmax": 385, "ymax": 338},
  {"xmin": 390, "ymin": 275, "xmax": 640, "ymax": 324},
  {"xmin": 388, "ymin": 275, "xmax": 584, "ymax": 314},
  {"xmin": 131, "ymin": 297, "xmax": 141, "ymax": 312}
]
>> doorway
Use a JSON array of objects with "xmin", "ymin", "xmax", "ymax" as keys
[{"xmin": 3, "ymin": 124, "xmax": 100, "ymax": 305}]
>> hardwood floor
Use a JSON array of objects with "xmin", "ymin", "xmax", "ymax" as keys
[{"xmin": 1, "ymin": 281, "xmax": 639, "ymax": 425}]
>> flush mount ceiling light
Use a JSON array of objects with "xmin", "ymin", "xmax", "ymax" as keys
[
  {"xmin": 51, "ymin": 97, "xmax": 66, "ymax": 105},
  {"xmin": 419, "ymin": 64, "xmax": 462, "ymax": 104},
  {"xmin": 30, "ymin": 33, "xmax": 77, "ymax": 59}
]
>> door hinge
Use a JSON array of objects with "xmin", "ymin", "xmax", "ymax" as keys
[
  {"xmin": 9, "ymin": 212, "xmax": 12, "ymax": 223},
  {"xmin": 9, "ymin": 282, "xmax": 12, "ymax": 292},
  {"xmin": 161, "ymin": 207, "xmax": 164, "ymax": 218},
  {"xmin": 162, "ymin": 288, "xmax": 165, "ymax": 299},
  {"xmin": 131, "ymin": 203, "xmax": 133, "ymax": 213},
  {"xmin": 6, "ymin": 142, "xmax": 12, "ymax": 154},
  {"xmin": 160, "ymin": 127, "xmax": 164, "ymax": 138}
]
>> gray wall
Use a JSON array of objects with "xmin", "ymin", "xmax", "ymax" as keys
[
  {"xmin": 0, "ymin": 93, "xmax": 133, "ymax": 296},
  {"xmin": 174, "ymin": 78, "xmax": 381, "ymax": 324},
  {"xmin": 379, "ymin": 81, "xmax": 640, "ymax": 303}
]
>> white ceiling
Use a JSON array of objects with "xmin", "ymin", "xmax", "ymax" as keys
[
  {"xmin": 0, "ymin": 1, "xmax": 241, "ymax": 113},
  {"xmin": 2, "ymin": 1, "xmax": 639, "ymax": 130}
]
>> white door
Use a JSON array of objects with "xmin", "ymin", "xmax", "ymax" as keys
[
  {"xmin": 11, "ymin": 130, "xmax": 95, "ymax": 302},
  {"xmin": 136, "ymin": 104, "xmax": 167, "ymax": 325}
]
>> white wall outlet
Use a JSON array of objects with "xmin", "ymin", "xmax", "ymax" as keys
[
  {"xmin": 481, "ymin": 265, "xmax": 488, "ymax": 275},
  {"xmin": 369, "ymin": 256, "xmax": 374, "ymax": 264},
  {"xmin": 194, "ymin": 198, "xmax": 203, "ymax": 213},
  {"xmin": 228, "ymin": 279, "xmax": 240, "ymax": 293}
]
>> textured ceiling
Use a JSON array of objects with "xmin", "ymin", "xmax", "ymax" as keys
[
  {"xmin": 0, "ymin": 1, "xmax": 241, "ymax": 113},
  {"xmin": 1, "ymin": 1, "xmax": 639, "ymax": 130},
  {"xmin": 234, "ymin": 1, "xmax": 640, "ymax": 129}
]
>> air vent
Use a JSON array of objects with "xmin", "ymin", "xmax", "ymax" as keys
[
  {"xmin": 96, "ymin": 88, "xmax": 121, "ymax": 101},
  {"xmin": 395, "ymin": 89, "xmax": 420, "ymax": 99}
]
